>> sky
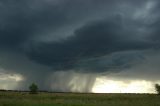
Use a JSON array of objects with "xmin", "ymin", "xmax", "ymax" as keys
[{"xmin": 0, "ymin": 0, "xmax": 160, "ymax": 93}]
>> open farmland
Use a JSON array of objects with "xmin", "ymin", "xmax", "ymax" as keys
[{"xmin": 0, "ymin": 91, "xmax": 160, "ymax": 106}]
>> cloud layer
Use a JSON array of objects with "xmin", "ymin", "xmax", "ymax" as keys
[{"xmin": 0, "ymin": 0, "xmax": 160, "ymax": 92}]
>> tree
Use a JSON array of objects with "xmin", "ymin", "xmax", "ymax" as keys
[
  {"xmin": 155, "ymin": 84, "xmax": 160, "ymax": 95},
  {"xmin": 29, "ymin": 83, "xmax": 38, "ymax": 94}
]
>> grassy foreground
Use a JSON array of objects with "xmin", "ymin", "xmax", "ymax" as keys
[{"xmin": 0, "ymin": 91, "xmax": 160, "ymax": 106}]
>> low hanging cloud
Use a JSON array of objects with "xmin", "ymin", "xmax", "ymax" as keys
[
  {"xmin": 0, "ymin": 0, "xmax": 160, "ymax": 92},
  {"xmin": 26, "ymin": 18, "xmax": 154, "ymax": 71}
]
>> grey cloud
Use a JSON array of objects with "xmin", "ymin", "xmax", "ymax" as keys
[
  {"xmin": 110, "ymin": 50, "xmax": 160, "ymax": 81},
  {"xmin": 0, "ymin": 0, "xmax": 152, "ymax": 47},
  {"xmin": 27, "ymin": 17, "xmax": 153, "ymax": 71},
  {"xmin": 0, "ymin": 0, "xmax": 160, "ymax": 92},
  {"xmin": 0, "ymin": 0, "xmax": 86, "ymax": 48}
]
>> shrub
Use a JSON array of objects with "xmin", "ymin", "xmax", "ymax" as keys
[
  {"xmin": 155, "ymin": 84, "xmax": 160, "ymax": 95},
  {"xmin": 29, "ymin": 83, "xmax": 38, "ymax": 94}
]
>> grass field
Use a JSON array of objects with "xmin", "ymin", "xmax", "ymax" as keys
[{"xmin": 0, "ymin": 91, "xmax": 160, "ymax": 106}]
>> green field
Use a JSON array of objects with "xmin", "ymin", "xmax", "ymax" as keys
[{"xmin": 0, "ymin": 91, "xmax": 160, "ymax": 106}]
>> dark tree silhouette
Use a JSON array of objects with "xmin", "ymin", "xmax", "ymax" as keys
[
  {"xmin": 29, "ymin": 83, "xmax": 38, "ymax": 94},
  {"xmin": 155, "ymin": 84, "xmax": 160, "ymax": 95}
]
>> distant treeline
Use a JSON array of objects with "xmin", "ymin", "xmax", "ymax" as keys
[
  {"xmin": 0, "ymin": 89, "xmax": 51, "ymax": 93},
  {"xmin": 0, "ymin": 89, "xmax": 79, "ymax": 94}
]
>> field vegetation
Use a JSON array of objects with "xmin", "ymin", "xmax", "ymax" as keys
[{"xmin": 0, "ymin": 91, "xmax": 160, "ymax": 106}]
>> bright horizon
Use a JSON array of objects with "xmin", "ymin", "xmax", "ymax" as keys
[
  {"xmin": 0, "ymin": 71, "xmax": 158, "ymax": 94},
  {"xmin": 92, "ymin": 77, "xmax": 157, "ymax": 94}
]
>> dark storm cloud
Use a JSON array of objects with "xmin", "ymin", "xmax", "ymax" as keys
[
  {"xmin": 0, "ymin": 0, "xmax": 160, "ymax": 91},
  {"xmin": 0, "ymin": 0, "xmax": 70, "ymax": 48},
  {"xmin": 149, "ymin": 20, "xmax": 160, "ymax": 44},
  {"xmin": 0, "ymin": 0, "xmax": 151, "ymax": 48},
  {"xmin": 27, "ymin": 17, "xmax": 153, "ymax": 71},
  {"xmin": 0, "ymin": 0, "xmax": 158, "ymax": 71}
]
